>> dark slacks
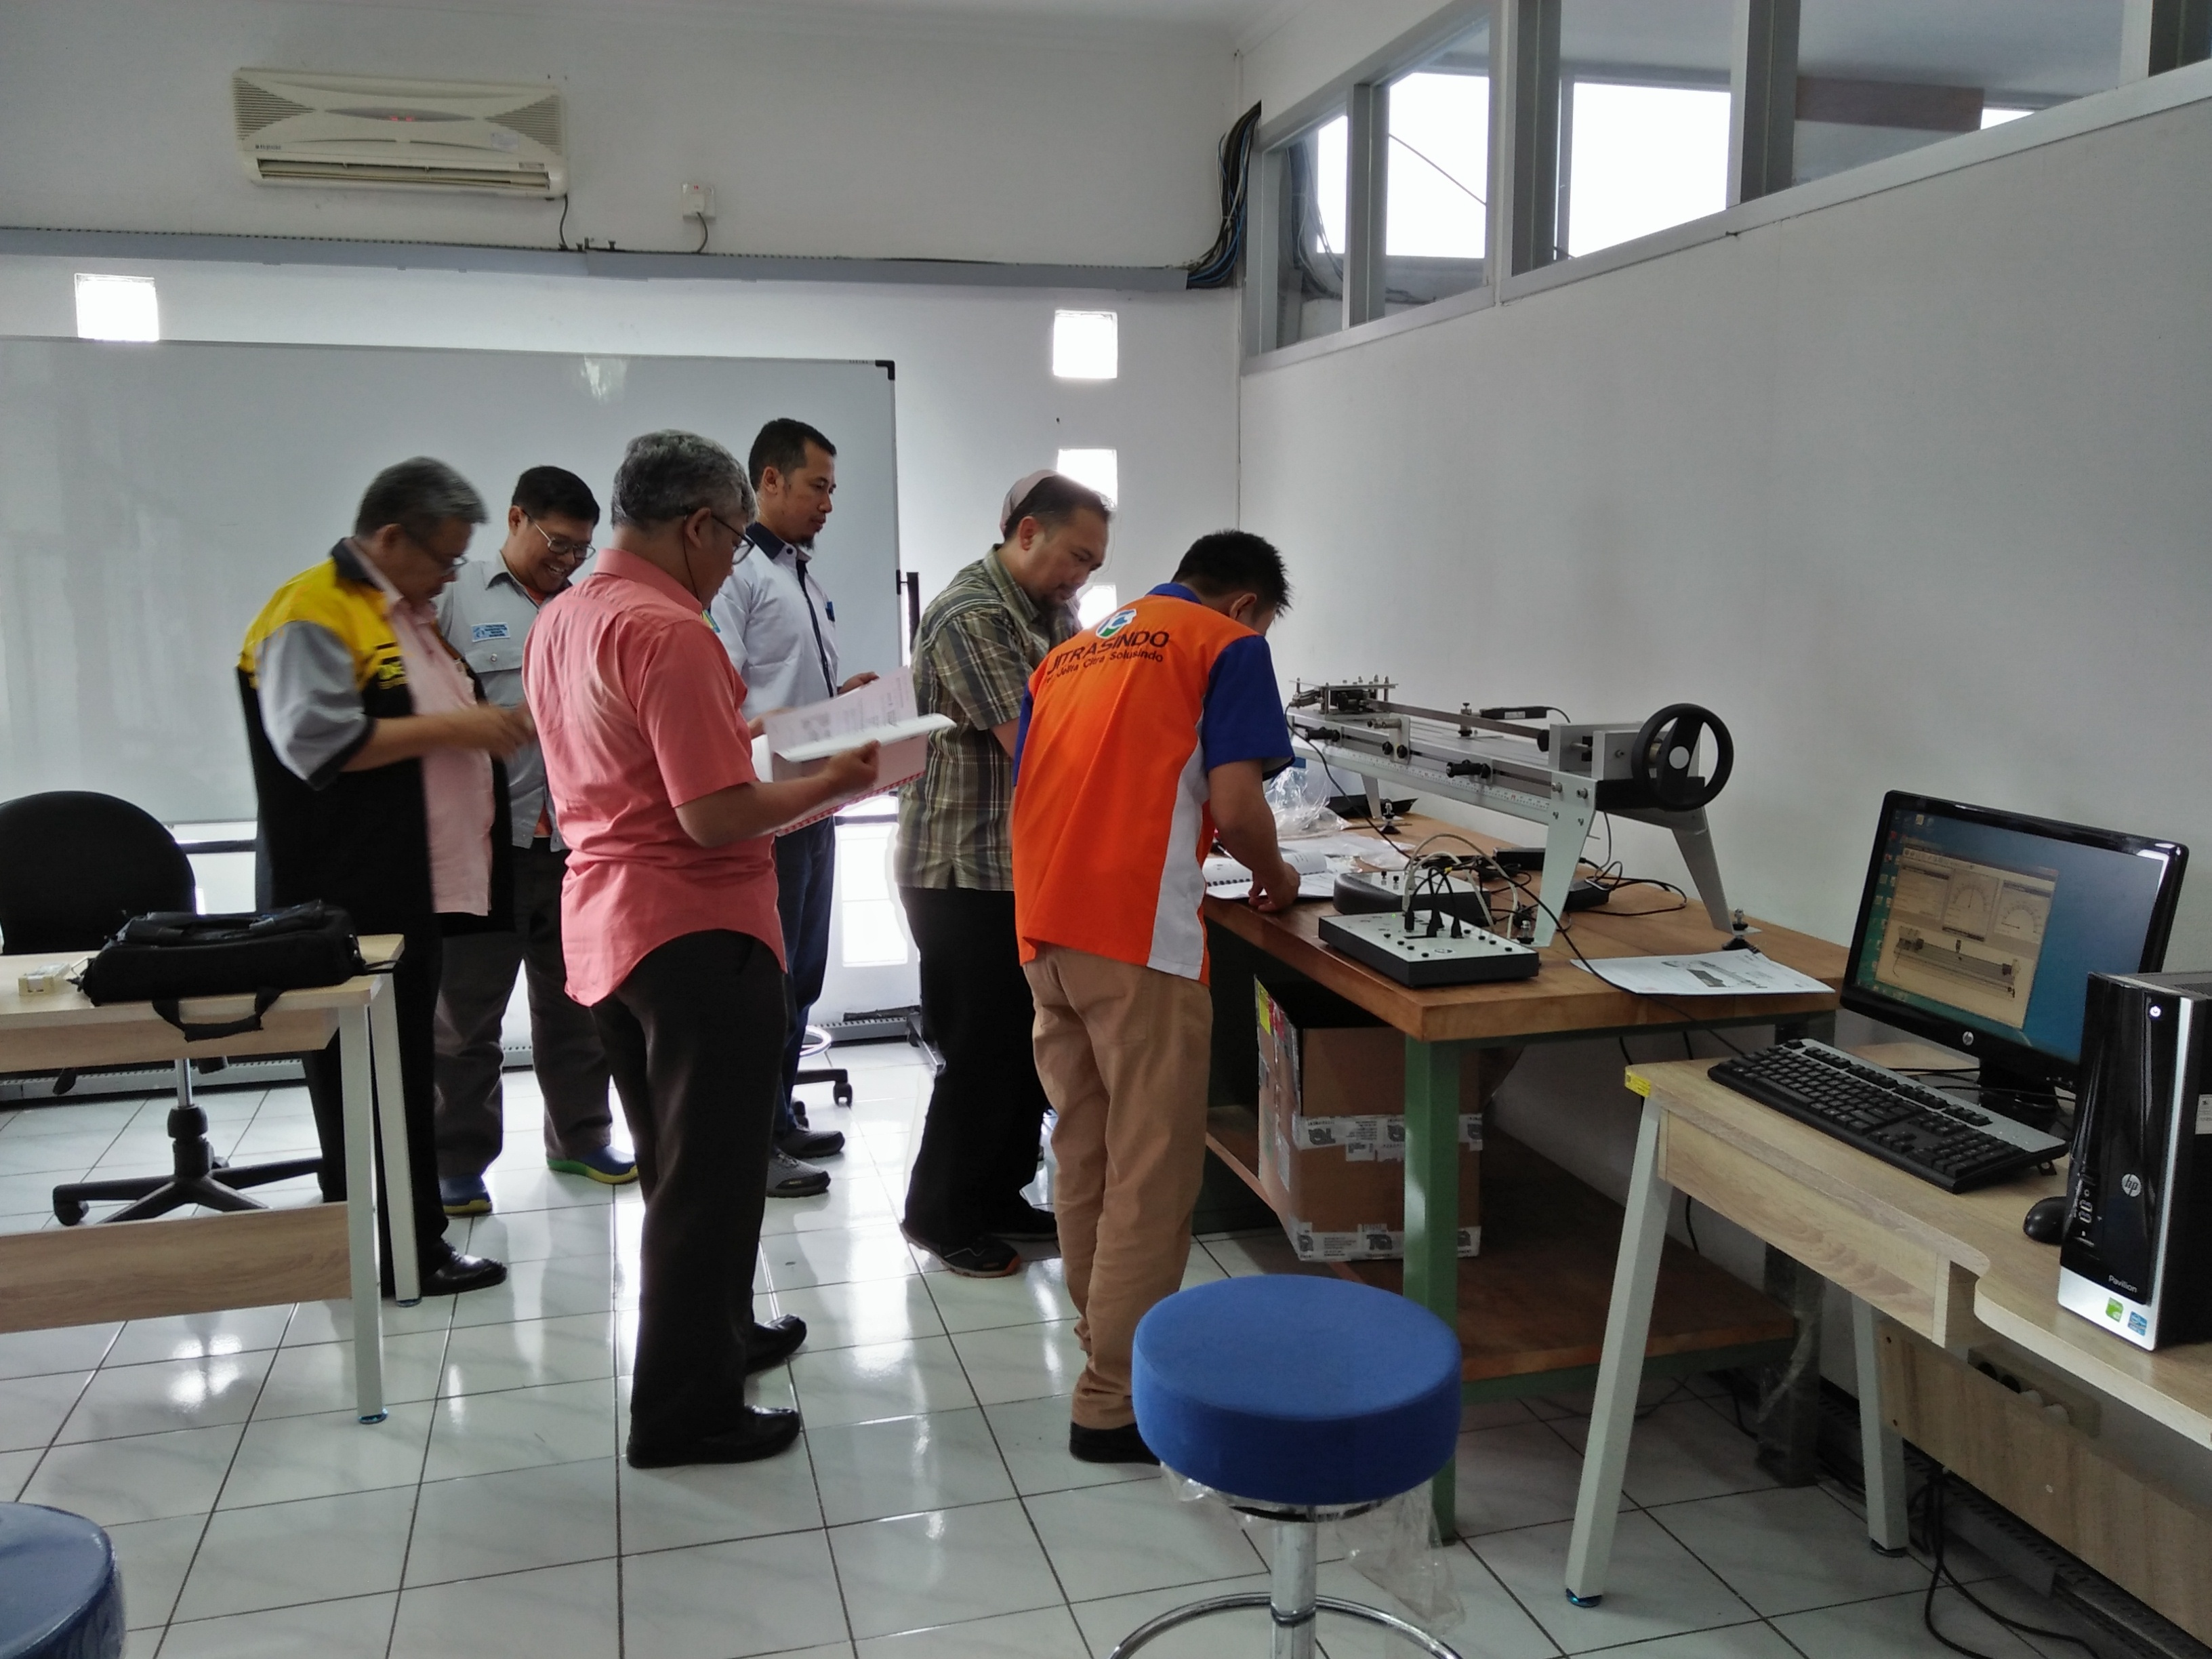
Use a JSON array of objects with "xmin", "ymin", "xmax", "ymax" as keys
[
  {"xmin": 432, "ymin": 841, "xmax": 613, "ymax": 1179},
  {"xmin": 773, "ymin": 817, "xmax": 838, "ymax": 1135},
  {"xmin": 307, "ymin": 919, "xmax": 452, "ymax": 1283},
  {"xmin": 899, "ymin": 885, "xmax": 1052, "ymax": 1243},
  {"xmin": 592, "ymin": 929, "xmax": 785, "ymax": 1448}
]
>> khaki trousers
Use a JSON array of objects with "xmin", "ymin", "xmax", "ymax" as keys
[{"xmin": 1024, "ymin": 943, "xmax": 1213, "ymax": 1431}]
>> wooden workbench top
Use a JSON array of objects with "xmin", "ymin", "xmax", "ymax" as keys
[
  {"xmin": 1206, "ymin": 820, "xmax": 1844, "ymax": 1044},
  {"xmin": 1629, "ymin": 1048, "xmax": 2212, "ymax": 1450}
]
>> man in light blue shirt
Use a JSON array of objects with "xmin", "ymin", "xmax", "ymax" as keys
[{"xmin": 709, "ymin": 419, "xmax": 878, "ymax": 1197}]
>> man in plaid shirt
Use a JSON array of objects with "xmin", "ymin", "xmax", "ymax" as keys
[{"xmin": 897, "ymin": 471, "xmax": 1109, "ymax": 1277}]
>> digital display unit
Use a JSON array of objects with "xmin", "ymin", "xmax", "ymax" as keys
[{"xmin": 1843, "ymin": 793, "xmax": 2188, "ymax": 1102}]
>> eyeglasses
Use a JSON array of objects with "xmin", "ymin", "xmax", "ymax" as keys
[
  {"xmin": 401, "ymin": 529, "xmax": 470, "ymax": 573},
  {"xmin": 708, "ymin": 512, "xmax": 750, "ymax": 546},
  {"xmin": 529, "ymin": 518, "xmax": 595, "ymax": 562}
]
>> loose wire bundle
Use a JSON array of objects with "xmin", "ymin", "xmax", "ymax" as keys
[{"xmin": 1186, "ymin": 102, "xmax": 1263, "ymax": 289}]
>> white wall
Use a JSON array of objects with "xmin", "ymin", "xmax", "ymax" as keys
[
  {"xmin": 0, "ymin": 253, "xmax": 1240, "ymax": 609},
  {"xmin": 1236, "ymin": 0, "xmax": 1460, "ymax": 121},
  {"xmin": 1244, "ymin": 94, "xmax": 2212, "ymax": 969},
  {"xmin": 0, "ymin": 0, "xmax": 1234, "ymax": 267}
]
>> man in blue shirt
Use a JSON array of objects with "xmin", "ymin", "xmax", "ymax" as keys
[{"xmin": 709, "ymin": 419, "xmax": 878, "ymax": 1197}]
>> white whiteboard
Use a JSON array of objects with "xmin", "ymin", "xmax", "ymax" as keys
[{"xmin": 0, "ymin": 339, "xmax": 902, "ymax": 822}]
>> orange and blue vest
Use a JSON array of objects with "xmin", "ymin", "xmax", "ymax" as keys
[{"xmin": 1011, "ymin": 583, "xmax": 1292, "ymax": 981}]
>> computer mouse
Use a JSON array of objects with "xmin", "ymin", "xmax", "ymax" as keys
[{"xmin": 2022, "ymin": 1195, "xmax": 2069, "ymax": 1244}]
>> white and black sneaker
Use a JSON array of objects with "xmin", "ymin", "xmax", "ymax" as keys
[{"xmin": 766, "ymin": 1149, "xmax": 830, "ymax": 1198}]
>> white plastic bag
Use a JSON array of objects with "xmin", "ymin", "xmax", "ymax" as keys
[
  {"xmin": 1267, "ymin": 759, "xmax": 1344, "ymax": 838},
  {"xmin": 1341, "ymin": 1487, "xmax": 1467, "ymax": 1631}
]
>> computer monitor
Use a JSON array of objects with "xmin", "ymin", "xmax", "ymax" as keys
[{"xmin": 1843, "ymin": 792, "xmax": 2188, "ymax": 1113}]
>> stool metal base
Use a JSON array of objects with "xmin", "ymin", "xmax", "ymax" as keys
[{"xmin": 1105, "ymin": 1516, "xmax": 1464, "ymax": 1659}]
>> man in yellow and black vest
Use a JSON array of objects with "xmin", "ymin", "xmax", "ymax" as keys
[{"xmin": 238, "ymin": 457, "xmax": 529, "ymax": 1297}]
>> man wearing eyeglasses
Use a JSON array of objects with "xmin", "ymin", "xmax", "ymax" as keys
[{"xmin": 430, "ymin": 466, "xmax": 634, "ymax": 1218}]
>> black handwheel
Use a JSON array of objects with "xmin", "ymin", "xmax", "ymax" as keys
[{"xmin": 1631, "ymin": 704, "xmax": 1733, "ymax": 810}]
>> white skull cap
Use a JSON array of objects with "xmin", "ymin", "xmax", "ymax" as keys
[{"xmin": 999, "ymin": 469, "xmax": 1063, "ymax": 538}]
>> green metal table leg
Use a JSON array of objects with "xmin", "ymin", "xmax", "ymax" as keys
[{"xmin": 1402, "ymin": 1036, "xmax": 1465, "ymax": 1541}]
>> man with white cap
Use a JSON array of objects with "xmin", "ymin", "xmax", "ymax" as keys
[{"xmin": 896, "ymin": 471, "xmax": 1109, "ymax": 1277}]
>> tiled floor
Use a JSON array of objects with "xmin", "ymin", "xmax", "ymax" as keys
[{"xmin": 0, "ymin": 1045, "xmax": 2106, "ymax": 1657}]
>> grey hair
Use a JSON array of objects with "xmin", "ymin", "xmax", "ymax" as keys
[
  {"xmin": 610, "ymin": 430, "xmax": 755, "ymax": 529},
  {"xmin": 354, "ymin": 457, "xmax": 488, "ymax": 541}
]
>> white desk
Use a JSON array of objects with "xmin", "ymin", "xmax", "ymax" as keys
[{"xmin": 0, "ymin": 939, "xmax": 419, "ymax": 1421}]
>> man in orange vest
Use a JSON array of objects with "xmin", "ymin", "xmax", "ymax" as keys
[{"xmin": 1010, "ymin": 531, "xmax": 1298, "ymax": 1463}]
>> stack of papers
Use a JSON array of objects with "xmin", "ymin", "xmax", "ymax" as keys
[
  {"xmin": 1571, "ymin": 950, "xmax": 1830, "ymax": 997},
  {"xmin": 761, "ymin": 668, "xmax": 953, "ymax": 829},
  {"xmin": 1204, "ymin": 846, "xmax": 1336, "ymax": 901}
]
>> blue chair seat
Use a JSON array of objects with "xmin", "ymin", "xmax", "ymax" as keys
[
  {"xmin": 1132, "ymin": 1275, "xmax": 1462, "ymax": 1510},
  {"xmin": 0, "ymin": 1504, "xmax": 123, "ymax": 1659}
]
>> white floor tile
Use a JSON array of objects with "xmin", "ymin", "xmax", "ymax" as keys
[
  {"xmin": 484, "ymin": 1165, "xmax": 615, "ymax": 1214},
  {"xmin": 173, "ymin": 1483, "xmax": 417, "ymax": 1620},
  {"xmin": 1576, "ymin": 1622, "xmax": 1795, "ymax": 1656},
  {"xmin": 0, "ymin": 1447, "xmax": 38, "ymax": 1500},
  {"xmin": 0, "ymin": 1322, "xmax": 119, "ymax": 1379},
  {"xmin": 447, "ymin": 1252, "xmax": 614, "ymax": 1329},
  {"xmin": 22, "ymin": 1421, "xmax": 243, "ymax": 1525},
  {"xmin": 949, "ymin": 1319, "xmax": 1086, "ymax": 1406},
  {"xmin": 771, "ymin": 1276, "xmax": 945, "ymax": 1351},
  {"xmin": 1311, "ymin": 1552, "xmax": 1561, "ymax": 1659},
  {"xmin": 621, "ymin": 1528, "xmax": 852, "ymax": 1659},
  {"xmin": 759, "ymin": 1222, "xmax": 922, "ymax": 1292},
  {"xmin": 424, "ymin": 1376, "xmax": 619, "ymax": 1481},
  {"xmin": 808, "ymin": 1406, "xmax": 1016, "ymax": 1525},
  {"xmin": 218, "ymin": 1401, "xmax": 431, "ymax": 1509},
  {"xmin": 0, "ymin": 1368, "xmax": 92, "ymax": 1450},
  {"xmin": 3, "ymin": 1101, "xmax": 141, "ymax": 1138},
  {"xmin": 0, "ymin": 1130, "xmax": 127, "ymax": 1174},
  {"xmin": 441, "ymin": 1311, "xmax": 615, "ymax": 1396},
  {"xmin": 830, "ymin": 1498, "xmax": 1064, "ymax": 1639},
  {"xmin": 104, "ymin": 1305, "xmax": 295, "ymax": 1368},
  {"xmin": 403, "ymin": 1455, "xmax": 617, "ymax": 1585},
  {"xmin": 922, "ymin": 1259, "xmax": 1078, "ymax": 1333},
  {"xmin": 107, "ymin": 1513, "xmax": 207, "ymax": 1630},
  {"xmin": 155, "ymin": 1591, "xmax": 398, "ymax": 1659},
  {"xmin": 1473, "ymin": 1512, "xmax": 1757, "ymax": 1654},
  {"xmin": 464, "ymin": 1204, "xmax": 612, "ymax": 1265},
  {"xmin": 1025, "ymin": 1477, "xmax": 1266, "ymax": 1603},
  {"xmin": 391, "ymin": 1556, "xmax": 621, "ymax": 1658},
  {"xmin": 283, "ymin": 1294, "xmax": 455, "ymax": 1345},
  {"xmin": 253, "ymin": 1330, "xmax": 449, "ymax": 1420},
  {"xmin": 983, "ymin": 1393, "xmax": 1155, "ymax": 1498},
  {"xmin": 1549, "ymin": 1399, "xmax": 1778, "ymax": 1510},
  {"xmin": 855, "ymin": 1603, "xmax": 1089, "ymax": 1658},
  {"xmin": 1648, "ymin": 1486, "xmax": 1932, "ymax": 1616},
  {"xmin": 1773, "ymin": 1586, "xmax": 2043, "ymax": 1656},
  {"xmin": 60, "ymin": 1350, "xmax": 273, "ymax": 1443},
  {"xmin": 1065, "ymin": 1573, "xmax": 1275, "ymax": 1659},
  {"xmin": 789, "ymin": 1334, "xmax": 979, "ymax": 1429},
  {"xmin": 1452, "ymin": 1420, "xmax": 1617, "ymax": 1538},
  {"xmin": 616, "ymin": 1440, "xmax": 824, "ymax": 1553}
]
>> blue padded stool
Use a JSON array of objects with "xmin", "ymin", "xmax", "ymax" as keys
[
  {"xmin": 0, "ymin": 1504, "xmax": 124, "ymax": 1659},
  {"xmin": 1113, "ymin": 1276, "xmax": 1465, "ymax": 1659}
]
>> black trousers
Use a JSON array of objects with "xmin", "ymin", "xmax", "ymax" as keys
[
  {"xmin": 306, "ymin": 919, "xmax": 452, "ymax": 1284},
  {"xmin": 593, "ymin": 929, "xmax": 785, "ymax": 1448},
  {"xmin": 899, "ymin": 886, "xmax": 1052, "ymax": 1243},
  {"xmin": 432, "ymin": 842, "xmax": 613, "ymax": 1179}
]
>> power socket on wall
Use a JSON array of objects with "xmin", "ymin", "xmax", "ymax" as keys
[{"xmin": 680, "ymin": 182, "xmax": 715, "ymax": 223}]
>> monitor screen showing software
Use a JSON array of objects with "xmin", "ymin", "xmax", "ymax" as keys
[{"xmin": 1852, "ymin": 803, "xmax": 2177, "ymax": 1065}]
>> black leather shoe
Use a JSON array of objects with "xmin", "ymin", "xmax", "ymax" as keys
[
  {"xmin": 1070, "ymin": 1421, "xmax": 1159, "ymax": 1465},
  {"xmin": 419, "ymin": 1252, "xmax": 508, "ymax": 1296},
  {"xmin": 627, "ymin": 1406, "xmax": 802, "ymax": 1468},
  {"xmin": 777, "ymin": 1124, "xmax": 846, "ymax": 1160},
  {"xmin": 743, "ymin": 1314, "xmax": 807, "ymax": 1374}
]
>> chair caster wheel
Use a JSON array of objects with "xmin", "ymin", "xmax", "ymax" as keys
[
  {"xmin": 834, "ymin": 1082, "xmax": 854, "ymax": 1107},
  {"xmin": 54, "ymin": 1200, "xmax": 87, "ymax": 1227}
]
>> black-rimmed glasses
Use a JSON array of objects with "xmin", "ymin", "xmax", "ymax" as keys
[{"xmin": 529, "ymin": 518, "xmax": 595, "ymax": 562}]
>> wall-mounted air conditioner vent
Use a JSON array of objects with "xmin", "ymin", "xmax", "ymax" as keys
[{"xmin": 232, "ymin": 68, "xmax": 566, "ymax": 196}]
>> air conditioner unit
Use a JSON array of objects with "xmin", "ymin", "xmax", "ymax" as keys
[{"xmin": 232, "ymin": 68, "xmax": 566, "ymax": 196}]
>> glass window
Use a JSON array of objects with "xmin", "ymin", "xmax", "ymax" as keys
[
  {"xmin": 1269, "ymin": 112, "xmax": 1349, "ymax": 346},
  {"xmin": 1557, "ymin": 0, "xmax": 1734, "ymax": 261},
  {"xmin": 1793, "ymin": 1, "xmax": 2127, "ymax": 187},
  {"xmin": 1382, "ymin": 19, "xmax": 1491, "ymax": 312},
  {"xmin": 1055, "ymin": 447, "xmax": 1118, "ymax": 506},
  {"xmin": 1051, "ymin": 310, "xmax": 1117, "ymax": 380}
]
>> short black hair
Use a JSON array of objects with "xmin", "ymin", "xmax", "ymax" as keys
[
  {"xmin": 1001, "ymin": 474, "xmax": 1112, "ymax": 543},
  {"xmin": 511, "ymin": 466, "xmax": 599, "ymax": 526},
  {"xmin": 1172, "ymin": 530, "xmax": 1291, "ymax": 614},
  {"xmin": 749, "ymin": 418, "xmax": 836, "ymax": 489},
  {"xmin": 354, "ymin": 457, "xmax": 486, "ymax": 541}
]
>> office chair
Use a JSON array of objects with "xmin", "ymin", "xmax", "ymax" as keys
[
  {"xmin": 0, "ymin": 791, "xmax": 322, "ymax": 1225},
  {"xmin": 794, "ymin": 1023, "xmax": 854, "ymax": 1108}
]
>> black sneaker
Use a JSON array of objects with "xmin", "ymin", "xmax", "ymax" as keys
[
  {"xmin": 1070, "ymin": 1421, "xmax": 1159, "ymax": 1465},
  {"xmin": 766, "ymin": 1149, "xmax": 831, "ymax": 1198},
  {"xmin": 777, "ymin": 1124, "xmax": 846, "ymax": 1160},
  {"xmin": 984, "ymin": 1202, "xmax": 1058, "ymax": 1242},
  {"xmin": 901, "ymin": 1223, "xmax": 1021, "ymax": 1278}
]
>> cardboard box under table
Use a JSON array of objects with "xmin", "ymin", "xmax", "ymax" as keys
[{"xmin": 1255, "ymin": 981, "xmax": 1484, "ymax": 1262}]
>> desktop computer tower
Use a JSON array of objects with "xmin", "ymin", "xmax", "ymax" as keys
[{"xmin": 2057, "ymin": 971, "xmax": 2212, "ymax": 1351}]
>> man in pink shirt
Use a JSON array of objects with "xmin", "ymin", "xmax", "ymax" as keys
[{"xmin": 528, "ymin": 430, "xmax": 877, "ymax": 1467}]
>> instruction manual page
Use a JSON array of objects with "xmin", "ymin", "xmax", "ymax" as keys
[{"xmin": 1572, "ymin": 950, "xmax": 1830, "ymax": 997}]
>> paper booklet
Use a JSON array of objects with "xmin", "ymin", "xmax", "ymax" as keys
[
  {"xmin": 1570, "ymin": 949, "xmax": 1830, "ymax": 998},
  {"xmin": 760, "ymin": 667, "xmax": 954, "ymax": 832},
  {"xmin": 1203, "ymin": 845, "xmax": 1336, "ymax": 901}
]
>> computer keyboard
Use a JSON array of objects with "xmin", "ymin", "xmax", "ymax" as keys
[{"xmin": 1708, "ymin": 1038, "xmax": 2068, "ymax": 1191}]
